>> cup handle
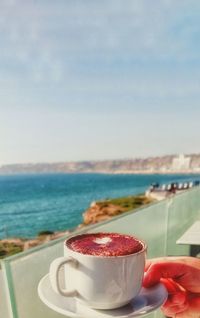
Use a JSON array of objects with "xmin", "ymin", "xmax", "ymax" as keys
[{"xmin": 49, "ymin": 256, "xmax": 78, "ymax": 297}]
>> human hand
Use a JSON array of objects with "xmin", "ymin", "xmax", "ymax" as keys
[{"xmin": 143, "ymin": 256, "xmax": 200, "ymax": 318}]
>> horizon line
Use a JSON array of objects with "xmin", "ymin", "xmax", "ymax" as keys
[{"xmin": 1, "ymin": 152, "xmax": 198, "ymax": 167}]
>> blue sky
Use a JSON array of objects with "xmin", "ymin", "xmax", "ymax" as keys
[{"xmin": 1, "ymin": 0, "xmax": 200, "ymax": 165}]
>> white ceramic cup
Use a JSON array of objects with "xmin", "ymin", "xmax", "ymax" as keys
[{"xmin": 49, "ymin": 233, "xmax": 147, "ymax": 310}]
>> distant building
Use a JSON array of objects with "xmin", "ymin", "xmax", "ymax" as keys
[{"xmin": 172, "ymin": 154, "xmax": 191, "ymax": 171}]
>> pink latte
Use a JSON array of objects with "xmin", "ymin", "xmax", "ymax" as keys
[{"xmin": 66, "ymin": 233, "xmax": 144, "ymax": 256}]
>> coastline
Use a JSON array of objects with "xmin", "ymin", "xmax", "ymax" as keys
[
  {"xmin": 0, "ymin": 193, "xmax": 154, "ymax": 259},
  {"xmin": 0, "ymin": 170, "xmax": 200, "ymax": 177},
  {"xmin": 1, "ymin": 169, "xmax": 200, "ymax": 176},
  {"xmin": 112, "ymin": 170, "xmax": 200, "ymax": 175}
]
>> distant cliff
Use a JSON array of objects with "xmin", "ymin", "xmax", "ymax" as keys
[
  {"xmin": 1, "ymin": 153, "xmax": 200, "ymax": 174},
  {"xmin": 83, "ymin": 195, "xmax": 154, "ymax": 225}
]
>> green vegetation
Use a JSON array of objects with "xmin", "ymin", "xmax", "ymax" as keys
[
  {"xmin": 100, "ymin": 194, "xmax": 154, "ymax": 211},
  {"xmin": 0, "ymin": 242, "xmax": 23, "ymax": 259},
  {"xmin": 38, "ymin": 230, "xmax": 54, "ymax": 236}
]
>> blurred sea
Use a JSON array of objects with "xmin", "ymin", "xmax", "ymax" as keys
[{"xmin": 0, "ymin": 173, "xmax": 199, "ymax": 239}]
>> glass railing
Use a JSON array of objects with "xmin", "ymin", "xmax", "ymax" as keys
[
  {"xmin": 0, "ymin": 267, "xmax": 10, "ymax": 317},
  {"xmin": 1, "ymin": 187, "xmax": 200, "ymax": 318}
]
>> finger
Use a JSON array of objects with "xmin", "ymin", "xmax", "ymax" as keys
[
  {"xmin": 161, "ymin": 289, "xmax": 188, "ymax": 317},
  {"xmin": 161, "ymin": 278, "xmax": 182, "ymax": 294},
  {"xmin": 143, "ymin": 262, "xmax": 185, "ymax": 287},
  {"xmin": 162, "ymin": 280, "xmax": 188, "ymax": 307},
  {"xmin": 162, "ymin": 302, "xmax": 188, "ymax": 317},
  {"xmin": 144, "ymin": 257, "xmax": 184, "ymax": 272},
  {"xmin": 167, "ymin": 291, "xmax": 188, "ymax": 306}
]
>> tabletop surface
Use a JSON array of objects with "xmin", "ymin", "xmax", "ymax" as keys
[{"xmin": 176, "ymin": 220, "xmax": 200, "ymax": 245}]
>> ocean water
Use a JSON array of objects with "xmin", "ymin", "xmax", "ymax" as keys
[{"xmin": 0, "ymin": 173, "xmax": 199, "ymax": 239}]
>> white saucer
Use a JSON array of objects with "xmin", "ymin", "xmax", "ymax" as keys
[{"xmin": 38, "ymin": 273, "xmax": 167, "ymax": 318}]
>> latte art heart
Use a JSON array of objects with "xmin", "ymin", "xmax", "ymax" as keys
[{"xmin": 67, "ymin": 232, "xmax": 144, "ymax": 256}]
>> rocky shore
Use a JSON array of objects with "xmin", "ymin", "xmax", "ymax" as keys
[{"xmin": 0, "ymin": 194, "xmax": 154, "ymax": 259}]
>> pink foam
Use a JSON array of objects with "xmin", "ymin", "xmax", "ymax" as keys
[{"xmin": 67, "ymin": 233, "xmax": 144, "ymax": 256}]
